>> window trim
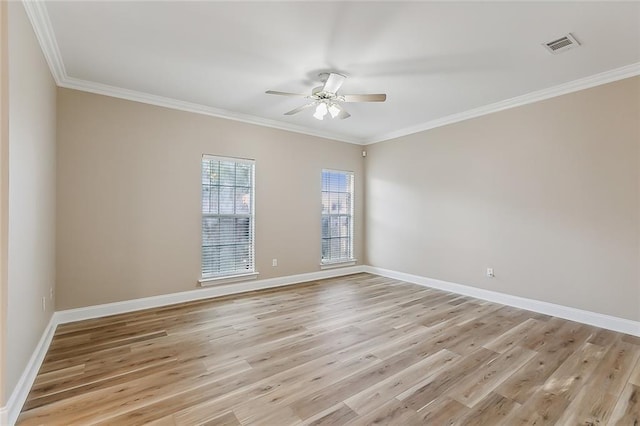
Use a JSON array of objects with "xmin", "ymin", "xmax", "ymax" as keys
[
  {"xmin": 321, "ymin": 168, "xmax": 355, "ymax": 265},
  {"xmin": 199, "ymin": 271, "xmax": 260, "ymax": 286},
  {"xmin": 200, "ymin": 154, "xmax": 256, "ymax": 282},
  {"xmin": 320, "ymin": 260, "xmax": 357, "ymax": 270}
]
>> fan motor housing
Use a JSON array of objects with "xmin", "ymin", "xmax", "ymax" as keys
[{"xmin": 312, "ymin": 86, "xmax": 337, "ymax": 99}]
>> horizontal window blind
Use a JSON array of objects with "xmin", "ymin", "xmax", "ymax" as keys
[
  {"xmin": 321, "ymin": 169, "xmax": 354, "ymax": 263},
  {"xmin": 202, "ymin": 155, "xmax": 255, "ymax": 278}
]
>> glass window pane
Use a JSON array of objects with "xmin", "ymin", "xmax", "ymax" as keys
[
  {"xmin": 340, "ymin": 216, "xmax": 350, "ymax": 237},
  {"xmin": 236, "ymin": 218, "xmax": 251, "ymax": 244},
  {"xmin": 202, "ymin": 186, "xmax": 210, "ymax": 213},
  {"xmin": 219, "ymin": 161, "xmax": 235, "ymax": 186},
  {"xmin": 322, "ymin": 171, "xmax": 330, "ymax": 192},
  {"xmin": 321, "ymin": 169, "xmax": 354, "ymax": 264},
  {"xmin": 330, "ymin": 238, "xmax": 341, "ymax": 259},
  {"xmin": 330, "ymin": 216, "xmax": 340, "ymax": 237},
  {"xmin": 202, "ymin": 186, "xmax": 218, "ymax": 214},
  {"xmin": 203, "ymin": 160, "xmax": 219, "ymax": 185},
  {"xmin": 321, "ymin": 191, "xmax": 329, "ymax": 214},
  {"xmin": 336, "ymin": 193, "xmax": 348, "ymax": 214},
  {"xmin": 219, "ymin": 186, "xmax": 234, "ymax": 214},
  {"xmin": 340, "ymin": 238, "xmax": 349, "ymax": 259},
  {"xmin": 327, "ymin": 173, "xmax": 337, "ymax": 192},
  {"xmin": 202, "ymin": 217, "xmax": 219, "ymax": 246},
  {"xmin": 236, "ymin": 163, "xmax": 252, "ymax": 187},
  {"xmin": 330, "ymin": 173, "xmax": 346, "ymax": 192},
  {"xmin": 219, "ymin": 246, "xmax": 235, "ymax": 273},
  {"xmin": 235, "ymin": 187, "xmax": 251, "ymax": 214},
  {"xmin": 202, "ymin": 161, "xmax": 211, "ymax": 185},
  {"xmin": 202, "ymin": 156, "xmax": 255, "ymax": 278},
  {"xmin": 202, "ymin": 246, "xmax": 220, "ymax": 275},
  {"xmin": 219, "ymin": 218, "xmax": 235, "ymax": 244},
  {"xmin": 321, "ymin": 216, "xmax": 329, "ymax": 238},
  {"xmin": 235, "ymin": 244, "xmax": 251, "ymax": 270},
  {"xmin": 329, "ymin": 192, "xmax": 340, "ymax": 213}
]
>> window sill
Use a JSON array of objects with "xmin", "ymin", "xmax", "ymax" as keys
[
  {"xmin": 198, "ymin": 272, "xmax": 259, "ymax": 287},
  {"xmin": 320, "ymin": 260, "xmax": 357, "ymax": 270}
]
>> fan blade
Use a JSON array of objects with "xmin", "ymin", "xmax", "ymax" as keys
[
  {"xmin": 337, "ymin": 108, "xmax": 351, "ymax": 119},
  {"xmin": 284, "ymin": 103, "xmax": 314, "ymax": 115},
  {"xmin": 322, "ymin": 73, "xmax": 346, "ymax": 94},
  {"xmin": 342, "ymin": 94, "xmax": 387, "ymax": 102},
  {"xmin": 266, "ymin": 90, "xmax": 308, "ymax": 97}
]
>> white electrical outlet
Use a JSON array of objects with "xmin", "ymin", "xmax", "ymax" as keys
[
  {"xmin": 41, "ymin": 296, "xmax": 46, "ymax": 312},
  {"xmin": 486, "ymin": 268, "xmax": 495, "ymax": 278},
  {"xmin": 50, "ymin": 287, "xmax": 54, "ymax": 300},
  {"xmin": 272, "ymin": 259, "xmax": 278, "ymax": 267}
]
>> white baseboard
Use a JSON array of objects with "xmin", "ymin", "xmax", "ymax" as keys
[
  {"xmin": 364, "ymin": 266, "xmax": 640, "ymax": 337},
  {"xmin": 4, "ymin": 266, "xmax": 365, "ymax": 424},
  {"xmin": 7, "ymin": 263, "xmax": 639, "ymax": 425},
  {"xmin": 55, "ymin": 265, "xmax": 366, "ymax": 324},
  {"xmin": 5, "ymin": 315, "xmax": 57, "ymax": 426}
]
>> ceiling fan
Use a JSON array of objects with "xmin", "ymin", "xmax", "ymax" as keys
[{"xmin": 266, "ymin": 72, "xmax": 386, "ymax": 120}]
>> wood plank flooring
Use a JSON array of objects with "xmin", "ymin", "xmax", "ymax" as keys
[{"xmin": 17, "ymin": 273, "xmax": 640, "ymax": 425}]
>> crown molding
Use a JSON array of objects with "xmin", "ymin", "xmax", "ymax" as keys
[
  {"xmin": 364, "ymin": 61, "xmax": 640, "ymax": 145},
  {"xmin": 59, "ymin": 77, "xmax": 365, "ymax": 145},
  {"xmin": 22, "ymin": 0, "xmax": 640, "ymax": 147},
  {"xmin": 20, "ymin": 1, "xmax": 365, "ymax": 146},
  {"xmin": 21, "ymin": 0, "xmax": 65, "ymax": 85}
]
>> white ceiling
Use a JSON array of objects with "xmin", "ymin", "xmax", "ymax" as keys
[{"xmin": 30, "ymin": 1, "xmax": 640, "ymax": 144}]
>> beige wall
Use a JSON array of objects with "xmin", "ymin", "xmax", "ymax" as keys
[
  {"xmin": 58, "ymin": 78, "xmax": 639, "ymax": 321},
  {"xmin": 56, "ymin": 88, "xmax": 364, "ymax": 310},
  {"xmin": 6, "ymin": 2, "xmax": 57, "ymax": 398},
  {"xmin": 366, "ymin": 76, "xmax": 640, "ymax": 321}
]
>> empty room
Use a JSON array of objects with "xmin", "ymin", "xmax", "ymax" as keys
[{"xmin": 1, "ymin": 0, "xmax": 639, "ymax": 425}]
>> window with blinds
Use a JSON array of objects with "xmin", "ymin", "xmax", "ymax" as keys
[
  {"xmin": 201, "ymin": 155, "xmax": 255, "ymax": 279},
  {"xmin": 321, "ymin": 169, "xmax": 354, "ymax": 264}
]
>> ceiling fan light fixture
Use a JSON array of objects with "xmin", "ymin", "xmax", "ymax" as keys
[
  {"xmin": 328, "ymin": 103, "xmax": 340, "ymax": 118},
  {"xmin": 313, "ymin": 102, "xmax": 328, "ymax": 120},
  {"xmin": 266, "ymin": 72, "xmax": 386, "ymax": 120}
]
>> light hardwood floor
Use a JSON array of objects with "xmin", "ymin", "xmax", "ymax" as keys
[{"xmin": 17, "ymin": 273, "xmax": 640, "ymax": 425}]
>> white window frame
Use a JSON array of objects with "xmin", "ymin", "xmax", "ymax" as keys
[
  {"xmin": 321, "ymin": 169, "xmax": 356, "ymax": 268},
  {"xmin": 199, "ymin": 154, "xmax": 258, "ymax": 285}
]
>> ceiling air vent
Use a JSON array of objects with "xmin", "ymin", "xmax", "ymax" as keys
[{"xmin": 543, "ymin": 33, "xmax": 580, "ymax": 54}]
